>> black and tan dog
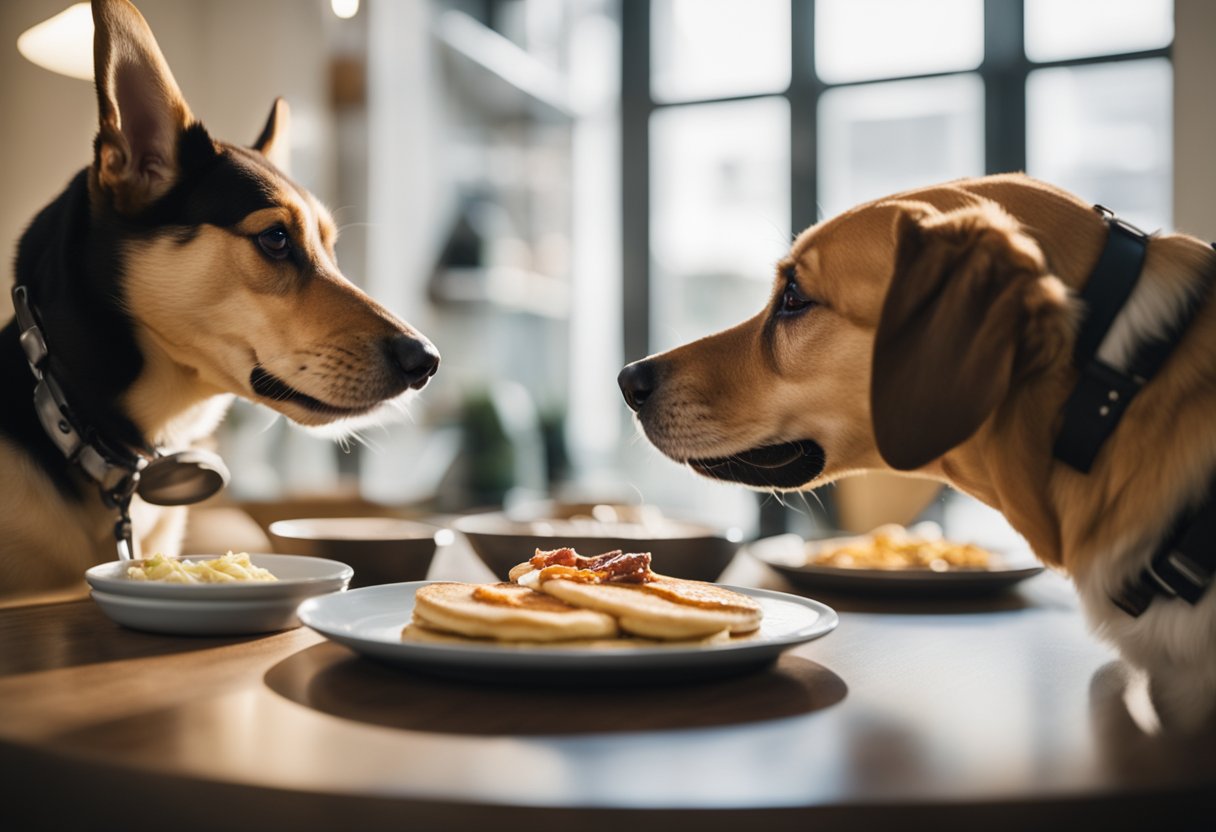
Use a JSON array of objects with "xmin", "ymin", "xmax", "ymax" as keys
[
  {"xmin": 0, "ymin": 0, "xmax": 438, "ymax": 599},
  {"xmin": 621, "ymin": 174, "xmax": 1216, "ymax": 730}
]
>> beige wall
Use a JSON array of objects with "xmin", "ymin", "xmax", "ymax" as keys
[
  {"xmin": 0, "ymin": 1, "xmax": 94, "ymax": 320},
  {"xmin": 0, "ymin": 0, "xmax": 333, "ymax": 321},
  {"xmin": 1174, "ymin": 0, "xmax": 1216, "ymax": 240}
]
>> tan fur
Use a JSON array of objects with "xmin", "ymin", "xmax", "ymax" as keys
[
  {"xmin": 121, "ymin": 187, "xmax": 420, "ymax": 431},
  {"xmin": 633, "ymin": 173, "xmax": 1216, "ymax": 728},
  {"xmin": 0, "ymin": 439, "xmax": 110, "ymax": 596}
]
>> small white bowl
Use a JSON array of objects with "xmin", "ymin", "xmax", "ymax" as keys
[{"xmin": 85, "ymin": 553, "xmax": 353, "ymax": 635}]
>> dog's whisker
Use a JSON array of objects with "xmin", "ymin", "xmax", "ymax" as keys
[
  {"xmin": 761, "ymin": 219, "xmax": 792, "ymax": 254},
  {"xmin": 359, "ymin": 431, "xmax": 392, "ymax": 455},
  {"xmin": 770, "ymin": 489, "xmax": 794, "ymax": 514},
  {"xmin": 799, "ymin": 488, "xmax": 825, "ymax": 516},
  {"xmin": 625, "ymin": 481, "xmax": 647, "ymax": 506},
  {"xmin": 253, "ymin": 411, "xmax": 283, "ymax": 435}
]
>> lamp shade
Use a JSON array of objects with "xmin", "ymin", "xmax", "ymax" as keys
[{"xmin": 17, "ymin": 3, "xmax": 94, "ymax": 81}]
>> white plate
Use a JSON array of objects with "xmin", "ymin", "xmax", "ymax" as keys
[
  {"xmin": 298, "ymin": 582, "xmax": 838, "ymax": 684},
  {"xmin": 85, "ymin": 553, "xmax": 353, "ymax": 601},
  {"xmin": 86, "ymin": 554, "xmax": 352, "ymax": 635},
  {"xmin": 748, "ymin": 533, "xmax": 1044, "ymax": 596},
  {"xmin": 89, "ymin": 589, "xmax": 317, "ymax": 635}
]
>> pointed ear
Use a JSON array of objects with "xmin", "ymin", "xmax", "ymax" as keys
[
  {"xmin": 871, "ymin": 203, "xmax": 1067, "ymax": 471},
  {"xmin": 92, "ymin": 0, "xmax": 193, "ymax": 213},
  {"xmin": 253, "ymin": 97, "xmax": 291, "ymax": 174}
]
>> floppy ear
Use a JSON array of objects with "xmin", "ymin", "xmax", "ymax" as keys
[
  {"xmin": 253, "ymin": 97, "xmax": 291, "ymax": 174},
  {"xmin": 92, "ymin": 0, "xmax": 193, "ymax": 213},
  {"xmin": 871, "ymin": 204, "xmax": 1065, "ymax": 471}
]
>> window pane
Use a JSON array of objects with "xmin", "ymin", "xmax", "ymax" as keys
[
  {"xmin": 1027, "ymin": 59, "xmax": 1171, "ymax": 230},
  {"xmin": 1025, "ymin": 0, "xmax": 1173, "ymax": 63},
  {"xmin": 651, "ymin": 0, "xmax": 791, "ymax": 103},
  {"xmin": 815, "ymin": 0, "xmax": 984, "ymax": 84},
  {"xmin": 650, "ymin": 98, "xmax": 790, "ymax": 351},
  {"xmin": 817, "ymin": 74, "xmax": 985, "ymax": 219}
]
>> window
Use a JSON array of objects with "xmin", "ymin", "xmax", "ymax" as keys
[
  {"xmin": 650, "ymin": 97, "xmax": 790, "ymax": 350},
  {"xmin": 622, "ymin": 0, "xmax": 1174, "ymax": 536},
  {"xmin": 1027, "ymin": 59, "xmax": 1171, "ymax": 230},
  {"xmin": 817, "ymin": 73, "xmax": 985, "ymax": 218},
  {"xmin": 815, "ymin": 0, "xmax": 983, "ymax": 83},
  {"xmin": 1024, "ymin": 0, "xmax": 1173, "ymax": 63},
  {"xmin": 651, "ymin": 0, "xmax": 791, "ymax": 102}
]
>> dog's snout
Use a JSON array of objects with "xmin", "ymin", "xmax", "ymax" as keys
[
  {"xmin": 618, "ymin": 360, "xmax": 658, "ymax": 412},
  {"xmin": 389, "ymin": 335, "xmax": 441, "ymax": 390}
]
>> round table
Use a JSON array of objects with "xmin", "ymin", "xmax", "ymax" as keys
[{"xmin": 1, "ymin": 541, "xmax": 1213, "ymax": 831}]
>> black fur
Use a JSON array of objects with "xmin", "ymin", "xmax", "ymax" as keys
[{"xmin": 3, "ymin": 125, "xmax": 280, "ymax": 501}]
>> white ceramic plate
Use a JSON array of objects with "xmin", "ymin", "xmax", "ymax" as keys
[
  {"xmin": 85, "ymin": 554, "xmax": 352, "ymax": 635},
  {"xmin": 85, "ymin": 553, "xmax": 353, "ymax": 600},
  {"xmin": 89, "ymin": 589, "xmax": 313, "ymax": 635},
  {"xmin": 298, "ymin": 581, "xmax": 838, "ymax": 684},
  {"xmin": 748, "ymin": 533, "xmax": 1044, "ymax": 596}
]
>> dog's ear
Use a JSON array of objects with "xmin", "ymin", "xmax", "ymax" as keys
[
  {"xmin": 253, "ymin": 97, "xmax": 291, "ymax": 174},
  {"xmin": 92, "ymin": 0, "xmax": 193, "ymax": 213},
  {"xmin": 871, "ymin": 204, "xmax": 1067, "ymax": 471}
]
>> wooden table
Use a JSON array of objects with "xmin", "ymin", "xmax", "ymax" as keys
[{"xmin": 2, "ymin": 542, "xmax": 1214, "ymax": 831}]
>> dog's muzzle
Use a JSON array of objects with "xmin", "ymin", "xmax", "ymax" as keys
[{"xmin": 690, "ymin": 439, "xmax": 826, "ymax": 489}]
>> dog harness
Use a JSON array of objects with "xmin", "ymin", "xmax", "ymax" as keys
[
  {"xmin": 1052, "ymin": 206, "xmax": 1216, "ymax": 617},
  {"xmin": 10, "ymin": 284, "xmax": 229, "ymax": 561}
]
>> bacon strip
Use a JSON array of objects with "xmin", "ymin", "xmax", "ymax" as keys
[{"xmin": 530, "ymin": 547, "xmax": 654, "ymax": 584}]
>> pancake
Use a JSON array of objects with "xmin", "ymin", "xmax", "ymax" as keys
[
  {"xmin": 514, "ymin": 567, "xmax": 763, "ymax": 640},
  {"xmin": 401, "ymin": 620, "xmax": 733, "ymax": 648},
  {"xmin": 410, "ymin": 581, "xmax": 619, "ymax": 642}
]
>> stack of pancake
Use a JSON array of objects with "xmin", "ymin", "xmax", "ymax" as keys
[{"xmin": 403, "ymin": 548, "xmax": 762, "ymax": 646}]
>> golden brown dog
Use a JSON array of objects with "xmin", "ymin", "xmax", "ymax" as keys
[
  {"xmin": 0, "ymin": 0, "xmax": 438, "ymax": 601},
  {"xmin": 620, "ymin": 173, "xmax": 1216, "ymax": 730}
]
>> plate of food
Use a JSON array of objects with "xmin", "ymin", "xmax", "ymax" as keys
[
  {"xmin": 85, "ymin": 552, "xmax": 353, "ymax": 635},
  {"xmin": 747, "ymin": 523, "xmax": 1044, "ymax": 596},
  {"xmin": 298, "ymin": 548, "xmax": 837, "ymax": 684}
]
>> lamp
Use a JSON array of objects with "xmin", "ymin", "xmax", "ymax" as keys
[
  {"xmin": 331, "ymin": 0, "xmax": 360, "ymax": 20},
  {"xmin": 16, "ymin": 3, "xmax": 94, "ymax": 80}
]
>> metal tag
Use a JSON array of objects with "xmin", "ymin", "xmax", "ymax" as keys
[{"xmin": 136, "ymin": 449, "xmax": 230, "ymax": 506}]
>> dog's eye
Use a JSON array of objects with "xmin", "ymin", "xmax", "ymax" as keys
[
  {"xmin": 778, "ymin": 280, "xmax": 816, "ymax": 316},
  {"xmin": 256, "ymin": 227, "xmax": 291, "ymax": 260}
]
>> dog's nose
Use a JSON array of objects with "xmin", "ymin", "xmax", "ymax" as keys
[
  {"xmin": 618, "ymin": 360, "xmax": 658, "ymax": 412},
  {"xmin": 390, "ymin": 335, "xmax": 441, "ymax": 390}
]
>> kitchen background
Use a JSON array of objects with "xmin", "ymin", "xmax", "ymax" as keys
[{"xmin": 1, "ymin": 0, "xmax": 1212, "ymax": 548}]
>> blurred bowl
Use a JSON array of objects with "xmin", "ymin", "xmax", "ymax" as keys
[
  {"xmin": 452, "ymin": 503, "xmax": 742, "ymax": 582},
  {"xmin": 268, "ymin": 517, "xmax": 445, "ymax": 588}
]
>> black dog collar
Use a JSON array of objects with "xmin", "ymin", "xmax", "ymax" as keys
[
  {"xmin": 1052, "ymin": 208, "xmax": 1216, "ymax": 616},
  {"xmin": 11, "ymin": 284, "xmax": 229, "ymax": 560},
  {"xmin": 1113, "ymin": 243, "xmax": 1216, "ymax": 618},
  {"xmin": 1052, "ymin": 207, "xmax": 1151, "ymax": 472}
]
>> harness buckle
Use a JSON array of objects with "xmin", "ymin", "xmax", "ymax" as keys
[
  {"xmin": 1149, "ymin": 549, "xmax": 1213, "ymax": 605},
  {"xmin": 1094, "ymin": 205, "xmax": 1150, "ymax": 240},
  {"xmin": 1112, "ymin": 550, "xmax": 1211, "ymax": 618},
  {"xmin": 1053, "ymin": 359, "xmax": 1143, "ymax": 472},
  {"xmin": 1144, "ymin": 557, "xmax": 1181, "ymax": 598}
]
